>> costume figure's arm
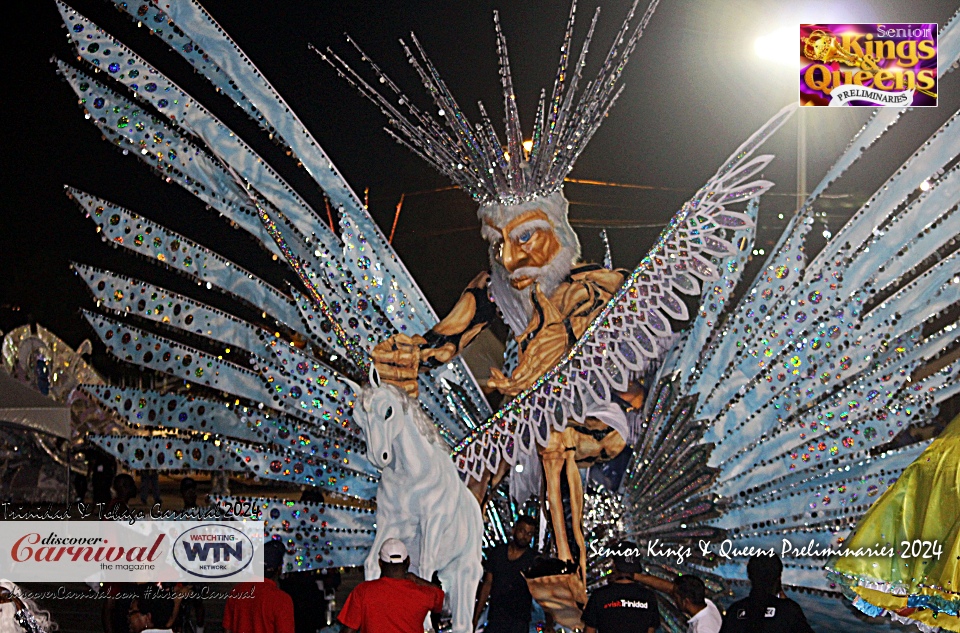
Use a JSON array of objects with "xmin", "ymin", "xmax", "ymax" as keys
[
  {"xmin": 633, "ymin": 573, "xmax": 675, "ymax": 595},
  {"xmin": 372, "ymin": 272, "xmax": 494, "ymax": 396},
  {"xmin": 489, "ymin": 269, "xmax": 625, "ymax": 396}
]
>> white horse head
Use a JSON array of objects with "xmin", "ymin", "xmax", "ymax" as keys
[
  {"xmin": 354, "ymin": 383, "xmax": 404, "ymax": 470},
  {"xmin": 353, "ymin": 382, "xmax": 441, "ymax": 471}
]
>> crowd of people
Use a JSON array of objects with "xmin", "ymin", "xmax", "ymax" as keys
[
  {"xmin": 329, "ymin": 517, "xmax": 816, "ymax": 633},
  {"xmin": 43, "ymin": 463, "xmax": 821, "ymax": 633}
]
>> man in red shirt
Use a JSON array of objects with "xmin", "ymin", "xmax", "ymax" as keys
[
  {"xmin": 338, "ymin": 538, "xmax": 444, "ymax": 633},
  {"xmin": 223, "ymin": 539, "xmax": 295, "ymax": 633}
]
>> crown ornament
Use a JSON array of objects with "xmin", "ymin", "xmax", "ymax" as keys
[
  {"xmin": 802, "ymin": 29, "xmax": 880, "ymax": 71},
  {"xmin": 316, "ymin": 0, "xmax": 660, "ymax": 207}
]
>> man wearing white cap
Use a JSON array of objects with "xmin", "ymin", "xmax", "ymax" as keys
[{"xmin": 338, "ymin": 538, "xmax": 444, "ymax": 633}]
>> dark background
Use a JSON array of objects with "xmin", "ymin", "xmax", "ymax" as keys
[{"xmin": 3, "ymin": 0, "xmax": 957, "ymax": 376}]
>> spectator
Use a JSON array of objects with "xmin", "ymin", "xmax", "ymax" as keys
[
  {"xmin": 674, "ymin": 576, "xmax": 722, "ymax": 633},
  {"xmin": 139, "ymin": 469, "xmax": 162, "ymax": 508},
  {"xmin": 317, "ymin": 568, "xmax": 341, "ymax": 628},
  {"xmin": 89, "ymin": 447, "xmax": 117, "ymax": 505},
  {"xmin": 108, "ymin": 474, "xmax": 138, "ymax": 514},
  {"xmin": 170, "ymin": 582, "xmax": 204, "ymax": 633},
  {"xmin": 278, "ymin": 572, "xmax": 325, "ymax": 633},
  {"xmin": 582, "ymin": 542, "xmax": 659, "ymax": 633},
  {"xmin": 210, "ymin": 471, "xmax": 231, "ymax": 496},
  {"xmin": 632, "ymin": 573, "xmax": 722, "ymax": 633},
  {"xmin": 72, "ymin": 469, "xmax": 88, "ymax": 504},
  {"xmin": 172, "ymin": 475, "xmax": 206, "ymax": 633},
  {"xmin": 223, "ymin": 540, "xmax": 294, "ymax": 633},
  {"xmin": 102, "ymin": 583, "xmax": 133, "ymax": 633},
  {"xmin": 338, "ymin": 538, "xmax": 444, "ymax": 633},
  {"xmin": 299, "ymin": 488, "xmax": 324, "ymax": 504},
  {"xmin": 473, "ymin": 516, "xmax": 538, "ymax": 633},
  {"xmin": 128, "ymin": 596, "xmax": 175, "ymax": 633},
  {"xmin": 180, "ymin": 478, "xmax": 199, "ymax": 509},
  {"xmin": 719, "ymin": 554, "xmax": 814, "ymax": 633}
]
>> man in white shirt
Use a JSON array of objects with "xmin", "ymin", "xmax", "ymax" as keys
[{"xmin": 674, "ymin": 576, "xmax": 722, "ymax": 633}]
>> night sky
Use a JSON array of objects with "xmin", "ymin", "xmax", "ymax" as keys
[{"xmin": 3, "ymin": 0, "xmax": 957, "ymax": 375}]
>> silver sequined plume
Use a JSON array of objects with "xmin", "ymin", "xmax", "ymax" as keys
[{"xmin": 317, "ymin": 0, "xmax": 660, "ymax": 205}]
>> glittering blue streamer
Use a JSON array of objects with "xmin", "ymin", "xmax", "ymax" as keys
[
  {"xmin": 811, "ymin": 111, "xmax": 960, "ymax": 276},
  {"xmin": 56, "ymin": 2, "xmax": 334, "ymax": 246},
  {"xmin": 108, "ymin": 0, "xmax": 459, "ymax": 372},
  {"xmin": 846, "ymin": 166, "xmax": 960, "ymax": 293},
  {"xmin": 70, "ymin": 189, "xmax": 303, "ymax": 331},
  {"xmin": 80, "ymin": 382, "xmax": 375, "ymax": 475},
  {"xmin": 76, "ymin": 264, "xmax": 272, "ymax": 357},
  {"xmin": 89, "ymin": 433, "xmax": 377, "ymax": 498},
  {"xmin": 81, "ymin": 383, "xmax": 266, "ymax": 444},
  {"xmin": 217, "ymin": 496, "xmax": 375, "ymax": 571},
  {"xmin": 851, "ymin": 597, "xmax": 886, "ymax": 618},
  {"xmin": 57, "ymin": 61, "xmax": 285, "ymax": 259},
  {"xmin": 83, "ymin": 310, "xmax": 271, "ymax": 402}
]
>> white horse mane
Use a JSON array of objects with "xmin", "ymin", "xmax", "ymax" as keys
[{"xmin": 359, "ymin": 383, "xmax": 444, "ymax": 446}]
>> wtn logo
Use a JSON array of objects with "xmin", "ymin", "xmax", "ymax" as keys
[
  {"xmin": 172, "ymin": 525, "xmax": 256, "ymax": 580},
  {"xmin": 181, "ymin": 541, "xmax": 243, "ymax": 563}
]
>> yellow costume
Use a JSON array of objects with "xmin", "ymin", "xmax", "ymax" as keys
[{"xmin": 828, "ymin": 414, "xmax": 960, "ymax": 631}]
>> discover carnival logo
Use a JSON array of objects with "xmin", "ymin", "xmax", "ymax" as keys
[
  {"xmin": 172, "ymin": 524, "xmax": 255, "ymax": 579},
  {"xmin": 11, "ymin": 532, "xmax": 164, "ymax": 566},
  {"xmin": 0, "ymin": 520, "xmax": 264, "ymax": 583}
]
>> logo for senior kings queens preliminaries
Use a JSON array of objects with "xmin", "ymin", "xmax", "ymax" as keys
[{"xmin": 800, "ymin": 24, "xmax": 937, "ymax": 107}]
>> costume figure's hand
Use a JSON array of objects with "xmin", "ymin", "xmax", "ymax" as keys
[
  {"xmin": 370, "ymin": 333, "xmax": 426, "ymax": 397},
  {"xmin": 420, "ymin": 342, "xmax": 458, "ymax": 366},
  {"xmin": 487, "ymin": 284, "xmax": 570, "ymax": 396}
]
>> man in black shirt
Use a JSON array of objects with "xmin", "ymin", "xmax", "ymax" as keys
[
  {"xmin": 474, "ymin": 516, "xmax": 538, "ymax": 633},
  {"xmin": 582, "ymin": 542, "xmax": 660, "ymax": 633},
  {"xmin": 719, "ymin": 554, "xmax": 815, "ymax": 633}
]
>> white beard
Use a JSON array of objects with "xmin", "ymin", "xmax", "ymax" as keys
[{"xmin": 488, "ymin": 244, "xmax": 577, "ymax": 337}]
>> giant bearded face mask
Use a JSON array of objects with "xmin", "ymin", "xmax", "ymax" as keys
[
  {"xmin": 480, "ymin": 191, "xmax": 581, "ymax": 336},
  {"xmin": 486, "ymin": 209, "xmax": 563, "ymax": 289}
]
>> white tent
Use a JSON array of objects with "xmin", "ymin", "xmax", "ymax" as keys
[{"xmin": 0, "ymin": 370, "xmax": 70, "ymax": 439}]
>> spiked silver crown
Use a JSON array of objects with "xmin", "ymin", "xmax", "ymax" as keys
[{"xmin": 318, "ymin": 0, "xmax": 659, "ymax": 206}]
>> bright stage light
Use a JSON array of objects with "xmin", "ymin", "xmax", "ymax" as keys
[{"xmin": 754, "ymin": 26, "xmax": 799, "ymax": 66}]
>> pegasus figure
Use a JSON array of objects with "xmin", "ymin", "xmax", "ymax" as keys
[
  {"xmin": 50, "ymin": 0, "xmax": 960, "ymax": 631},
  {"xmin": 349, "ymin": 371, "xmax": 483, "ymax": 633}
]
